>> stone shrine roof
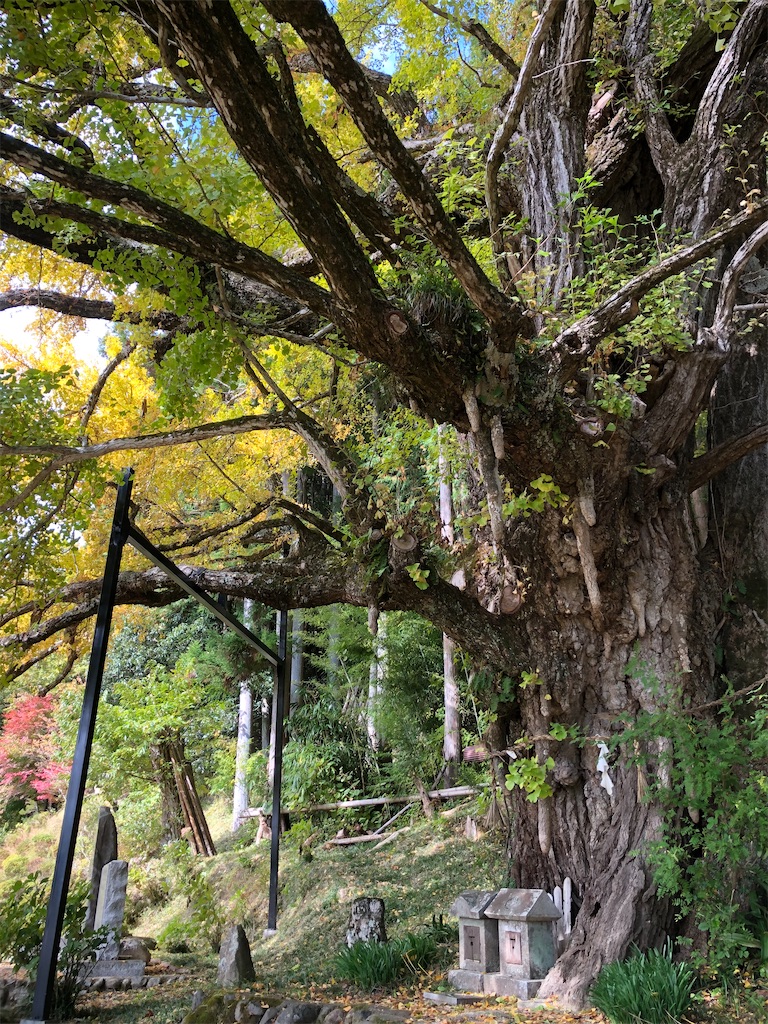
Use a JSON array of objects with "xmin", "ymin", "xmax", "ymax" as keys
[
  {"xmin": 484, "ymin": 888, "xmax": 561, "ymax": 921},
  {"xmin": 449, "ymin": 890, "xmax": 497, "ymax": 919}
]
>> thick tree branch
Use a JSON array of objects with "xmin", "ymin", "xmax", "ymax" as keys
[
  {"xmin": 0, "ymin": 93, "xmax": 95, "ymax": 168},
  {"xmin": 150, "ymin": 2, "xmax": 387, "ymax": 317},
  {"xmin": 0, "ymin": 287, "xmax": 338, "ymax": 368},
  {"xmin": 264, "ymin": 0, "xmax": 525, "ymax": 343},
  {"xmin": 689, "ymin": 423, "xmax": 768, "ymax": 492},
  {"xmin": 2, "ymin": 642, "xmax": 64, "ymax": 685},
  {"xmin": 130, "ymin": 2, "xmax": 470, "ymax": 415},
  {"xmin": 0, "ymin": 189, "xmax": 139, "ymax": 270},
  {"xmin": 0, "ymin": 134, "xmax": 335, "ymax": 317},
  {"xmin": 623, "ymin": 0, "xmax": 652, "ymax": 65},
  {"xmin": 0, "ymin": 289, "xmax": 185, "ymax": 331},
  {"xmin": 552, "ymin": 201, "xmax": 768, "ymax": 379},
  {"xmin": 0, "ymin": 558, "xmax": 367, "ymax": 656},
  {"xmin": 587, "ymin": 19, "xmax": 719, "ymax": 208},
  {"xmin": 2, "ymin": 553, "xmax": 525, "ymax": 681},
  {"xmin": 275, "ymin": 498, "xmax": 345, "ymax": 544},
  {"xmin": 0, "ymin": 72, "xmax": 209, "ymax": 109},
  {"xmin": 0, "ymin": 413, "xmax": 292, "ymax": 467},
  {"xmin": 711, "ymin": 219, "xmax": 768, "ymax": 342},
  {"xmin": 633, "ymin": 55, "xmax": 679, "ymax": 183},
  {"xmin": 691, "ymin": 0, "xmax": 768, "ymax": 155},
  {"xmin": 654, "ymin": 0, "xmax": 767, "ymax": 230},
  {"xmin": 60, "ymin": 85, "xmax": 207, "ymax": 110},
  {"xmin": 287, "ymin": 51, "xmax": 427, "ymax": 127},
  {"xmin": 0, "ymin": 195, "xmax": 317, "ymax": 347},
  {"xmin": 269, "ymin": 40, "xmax": 406, "ymax": 255}
]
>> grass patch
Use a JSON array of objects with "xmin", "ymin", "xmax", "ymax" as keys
[
  {"xmin": 333, "ymin": 931, "xmax": 442, "ymax": 990},
  {"xmin": 590, "ymin": 942, "xmax": 696, "ymax": 1024}
]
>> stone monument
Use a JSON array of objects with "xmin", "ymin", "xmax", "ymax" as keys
[
  {"xmin": 94, "ymin": 859, "xmax": 129, "ymax": 959},
  {"xmin": 85, "ymin": 806, "xmax": 118, "ymax": 930},
  {"xmin": 91, "ymin": 859, "xmax": 147, "ymax": 982}
]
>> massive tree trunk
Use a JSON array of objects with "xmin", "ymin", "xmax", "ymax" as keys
[{"xmin": 510, "ymin": 486, "xmax": 713, "ymax": 1004}]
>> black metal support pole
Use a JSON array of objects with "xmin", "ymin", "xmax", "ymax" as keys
[
  {"xmin": 127, "ymin": 526, "xmax": 278, "ymax": 665},
  {"xmin": 27, "ymin": 472, "xmax": 133, "ymax": 1024},
  {"xmin": 266, "ymin": 610, "xmax": 289, "ymax": 933}
]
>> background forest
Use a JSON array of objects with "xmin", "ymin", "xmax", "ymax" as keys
[{"xmin": 0, "ymin": 0, "xmax": 767, "ymax": 1016}]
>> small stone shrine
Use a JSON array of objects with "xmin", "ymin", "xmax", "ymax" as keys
[
  {"xmin": 448, "ymin": 888, "xmax": 561, "ymax": 1000},
  {"xmin": 446, "ymin": 891, "xmax": 498, "ymax": 992}
]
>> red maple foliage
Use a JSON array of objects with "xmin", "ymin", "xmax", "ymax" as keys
[{"xmin": 0, "ymin": 694, "xmax": 69, "ymax": 805}]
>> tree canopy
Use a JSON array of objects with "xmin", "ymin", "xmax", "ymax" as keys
[{"xmin": 1, "ymin": 0, "xmax": 767, "ymax": 1006}]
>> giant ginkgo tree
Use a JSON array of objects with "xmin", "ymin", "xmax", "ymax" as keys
[{"xmin": 1, "ymin": 0, "xmax": 767, "ymax": 1005}]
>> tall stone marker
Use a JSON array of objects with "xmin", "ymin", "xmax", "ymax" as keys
[
  {"xmin": 86, "ymin": 806, "xmax": 118, "ymax": 930},
  {"xmin": 94, "ymin": 859, "xmax": 129, "ymax": 960},
  {"xmin": 217, "ymin": 925, "xmax": 256, "ymax": 987}
]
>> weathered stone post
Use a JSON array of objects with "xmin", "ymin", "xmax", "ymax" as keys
[
  {"xmin": 346, "ymin": 897, "xmax": 387, "ymax": 947},
  {"xmin": 85, "ymin": 806, "xmax": 118, "ymax": 930},
  {"xmin": 94, "ymin": 859, "xmax": 129, "ymax": 960}
]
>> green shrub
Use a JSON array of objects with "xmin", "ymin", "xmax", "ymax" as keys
[
  {"xmin": 333, "ymin": 932, "xmax": 439, "ymax": 990},
  {"xmin": 0, "ymin": 873, "xmax": 106, "ymax": 1020},
  {"xmin": 1, "ymin": 852, "xmax": 28, "ymax": 879},
  {"xmin": 619, "ymin": 669, "xmax": 768, "ymax": 976},
  {"xmin": 590, "ymin": 942, "xmax": 696, "ymax": 1024},
  {"xmin": 333, "ymin": 940, "xmax": 404, "ymax": 989},
  {"xmin": 397, "ymin": 930, "xmax": 441, "ymax": 974},
  {"xmin": 157, "ymin": 917, "xmax": 192, "ymax": 954},
  {"xmin": 162, "ymin": 842, "xmax": 222, "ymax": 951}
]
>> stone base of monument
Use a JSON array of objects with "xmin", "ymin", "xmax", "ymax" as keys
[
  {"xmin": 86, "ymin": 958, "xmax": 147, "ymax": 980},
  {"xmin": 448, "ymin": 968, "xmax": 544, "ymax": 999},
  {"xmin": 446, "ymin": 969, "xmax": 485, "ymax": 993},
  {"xmin": 423, "ymin": 991, "xmax": 487, "ymax": 1005},
  {"xmin": 481, "ymin": 973, "xmax": 543, "ymax": 999}
]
